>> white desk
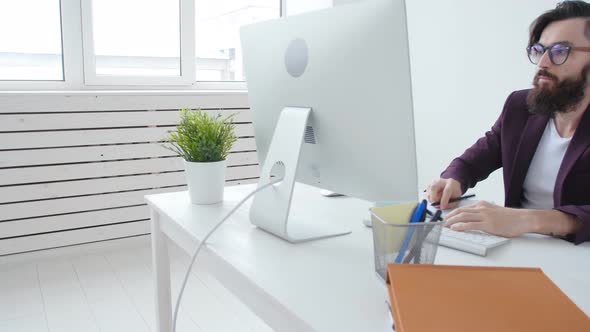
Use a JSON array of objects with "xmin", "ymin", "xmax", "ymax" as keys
[{"xmin": 146, "ymin": 184, "xmax": 590, "ymax": 332}]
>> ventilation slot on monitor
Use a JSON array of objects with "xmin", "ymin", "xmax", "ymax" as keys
[{"xmin": 304, "ymin": 126, "xmax": 317, "ymax": 144}]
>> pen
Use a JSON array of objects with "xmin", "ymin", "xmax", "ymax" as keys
[
  {"xmin": 403, "ymin": 200, "xmax": 437, "ymax": 264},
  {"xmin": 419, "ymin": 202, "xmax": 428, "ymax": 222},
  {"xmin": 431, "ymin": 194, "xmax": 476, "ymax": 207},
  {"xmin": 431, "ymin": 209, "xmax": 442, "ymax": 221},
  {"xmin": 394, "ymin": 200, "xmax": 427, "ymax": 263}
]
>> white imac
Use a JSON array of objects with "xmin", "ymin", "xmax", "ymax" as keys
[{"xmin": 240, "ymin": 0, "xmax": 418, "ymax": 243}]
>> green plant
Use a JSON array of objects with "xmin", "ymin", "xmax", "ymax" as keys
[{"xmin": 164, "ymin": 108, "xmax": 238, "ymax": 162}]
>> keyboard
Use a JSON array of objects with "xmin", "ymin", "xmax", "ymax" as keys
[{"xmin": 438, "ymin": 227, "xmax": 510, "ymax": 256}]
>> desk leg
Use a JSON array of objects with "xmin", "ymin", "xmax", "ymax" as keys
[{"xmin": 151, "ymin": 208, "xmax": 173, "ymax": 332}]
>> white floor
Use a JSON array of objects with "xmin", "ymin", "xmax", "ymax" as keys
[{"xmin": 0, "ymin": 236, "xmax": 274, "ymax": 332}]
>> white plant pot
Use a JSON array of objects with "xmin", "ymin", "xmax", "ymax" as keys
[{"xmin": 184, "ymin": 159, "xmax": 226, "ymax": 205}]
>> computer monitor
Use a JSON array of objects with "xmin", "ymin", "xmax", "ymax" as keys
[{"xmin": 240, "ymin": 0, "xmax": 418, "ymax": 243}]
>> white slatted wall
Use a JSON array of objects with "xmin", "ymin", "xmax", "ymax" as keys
[{"xmin": 0, "ymin": 93, "xmax": 259, "ymax": 255}]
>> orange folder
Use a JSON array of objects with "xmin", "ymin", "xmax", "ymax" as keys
[{"xmin": 386, "ymin": 264, "xmax": 590, "ymax": 332}]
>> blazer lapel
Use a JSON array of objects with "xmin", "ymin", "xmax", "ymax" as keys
[
  {"xmin": 554, "ymin": 104, "xmax": 590, "ymax": 205},
  {"xmin": 506, "ymin": 114, "xmax": 549, "ymax": 206}
]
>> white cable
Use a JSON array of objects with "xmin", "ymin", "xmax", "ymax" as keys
[{"xmin": 172, "ymin": 179, "xmax": 280, "ymax": 332}]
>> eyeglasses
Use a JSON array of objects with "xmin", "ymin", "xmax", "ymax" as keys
[{"xmin": 527, "ymin": 43, "xmax": 590, "ymax": 65}]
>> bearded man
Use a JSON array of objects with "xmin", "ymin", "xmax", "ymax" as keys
[{"xmin": 426, "ymin": 1, "xmax": 590, "ymax": 244}]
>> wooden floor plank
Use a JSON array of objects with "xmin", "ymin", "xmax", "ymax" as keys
[
  {"xmin": 36, "ymin": 260, "xmax": 100, "ymax": 332},
  {"xmin": 72, "ymin": 254, "xmax": 150, "ymax": 332},
  {"xmin": 0, "ymin": 237, "xmax": 272, "ymax": 332},
  {"xmin": 0, "ymin": 264, "xmax": 45, "ymax": 321}
]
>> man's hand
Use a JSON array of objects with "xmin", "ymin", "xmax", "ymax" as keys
[
  {"xmin": 445, "ymin": 201, "xmax": 582, "ymax": 238},
  {"xmin": 426, "ymin": 178, "xmax": 462, "ymax": 209},
  {"xmin": 444, "ymin": 201, "xmax": 530, "ymax": 237}
]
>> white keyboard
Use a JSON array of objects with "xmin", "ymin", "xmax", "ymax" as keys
[{"xmin": 439, "ymin": 227, "xmax": 510, "ymax": 256}]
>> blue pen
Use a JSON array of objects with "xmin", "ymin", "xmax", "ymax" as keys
[
  {"xmin": 394, "ymin": 200, "xmax": 427, "ymax": 263},
  {"xmin": 403, "ymin": 208, "xmax": 442, "ymax": 263}
]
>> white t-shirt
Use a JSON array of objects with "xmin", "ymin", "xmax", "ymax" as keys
[{"xmin": 521, "ymin": 118, "xmax": 572, "ymax": 209}]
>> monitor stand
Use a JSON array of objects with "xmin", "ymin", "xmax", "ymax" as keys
[{"xmin": 249, "ymin": 107, "xmax": 352, "ymax": 243}]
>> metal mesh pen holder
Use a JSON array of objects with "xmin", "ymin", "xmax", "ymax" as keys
[{"xmin": 370, "ymin": 209, "xmax": 444, "ymax": 280}]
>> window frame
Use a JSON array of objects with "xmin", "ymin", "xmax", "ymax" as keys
[
  {"xmin": 80, "ymin": 0, "xmax": 195, "ymax": 86},
  {"xmin": 0, "ymin": 0, "xmax": 287, "ymax": 91},
  {"xmin": 0, "ymin": 0, "xmax": 81, "ymax": 90}
]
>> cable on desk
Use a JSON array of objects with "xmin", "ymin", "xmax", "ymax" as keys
[{"xmin": 172, "ymin": 179, "xmax": 281, "ymax": 332}]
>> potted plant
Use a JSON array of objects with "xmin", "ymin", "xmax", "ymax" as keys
[{"xmin": 165, "ymin": 108, "xmax": 237, "ymax": 204}]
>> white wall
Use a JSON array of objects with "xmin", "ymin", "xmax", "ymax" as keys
[
  {"xmin": 336, "ymin": 0, "xmax": 560, "ymax": 203},
  {"xmin": 406, "ymin": 0, "xmax": 560, "ymax": 203}
]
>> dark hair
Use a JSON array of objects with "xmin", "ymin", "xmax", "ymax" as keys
[{"xmin": 529, "ymin": 1, "xmax": 590, "ymax": 48}]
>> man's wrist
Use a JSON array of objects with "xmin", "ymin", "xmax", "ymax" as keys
[
  {"xmin": 518, "ymin": 209, "xmax": 542, "ymax": 234},
  {"xmin": 520, "ymin": 209, "xmax": 579, "ymax": 236}
]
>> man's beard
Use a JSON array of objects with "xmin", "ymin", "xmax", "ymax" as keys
[{"xmin": 526, "ymin": 64, "xmax": 590, "ymax": 117}]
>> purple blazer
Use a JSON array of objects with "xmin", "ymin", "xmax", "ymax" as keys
[{"xmin": 441, "ymin": 89, "xmax": 590, "ymax": 244}]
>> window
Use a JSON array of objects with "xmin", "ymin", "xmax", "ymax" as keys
[
  {"xmin": 195, "ymin": 0, "xmax": 281, "ymax": 82},
  {"xmin": 82, "ymin": 0, "xmax": 189, "ymax": 85},
  {"xmin": 0, "ymin": 0, "xmax": 64, "ymax": 81},
  {"xmin": 91, "ymin": 0, "xmax": 181, "ymax": 77},
  {"xmin": 1, "ymin": 0, "xmax": 325, "ymax": 89}
]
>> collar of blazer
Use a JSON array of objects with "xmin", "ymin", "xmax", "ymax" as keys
[{"xmin": 555, "ymin": 103, "xmax": 590, "ymax": 204}]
